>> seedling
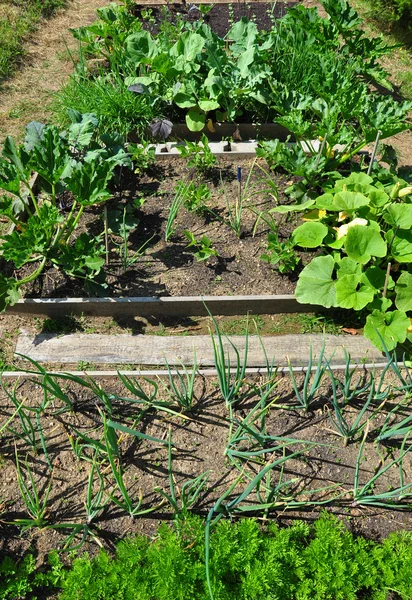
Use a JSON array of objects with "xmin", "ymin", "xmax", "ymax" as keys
[{"xmin": 184, "ymin": 231, "xmax": 218, "ymax": 262}]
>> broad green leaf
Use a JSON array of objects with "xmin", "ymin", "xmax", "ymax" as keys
[
  {"xmin": 333, "ymin": 172, "xmax": 373, "ymax": 192},
  {"xmin": 314, "ymin": 193, "xmax": 334, "ymax": 210},
  {"xmin": 0, "ymin": 275, "xmax": 21, "ymax": 313},
  {"xmin": 106, "ymin": 206, "xmax": 139, "ymax": 236},
  {"xmin": 395, "ymin": 272, "xmax": 412, "ymax": 312},
  {"xmin": 3, "ymin": 136, "xmax": 28, "ymax": 178},
  {"xmin": 237, "ymin": 47, "xmax": 255, "ymax": 77},
  {"xmin": 68, "ymin": 118, "xmax": 97, "ymax": 148},
  {"xmin": 85, "ymin": 255, "xmax": 105, "ymax": 272},
  {"xmin": 1, "ymin": 203, "xmax": 62, "ymax": 268},
  {"xmin": 368, "ymin": 189, "xmax": 389, "ymax": 208},
  {"xmin": 28, "ymin": 126, "xmax": 71, "ymax": 186},
  {"xmin": 386, "ymin": 229, "xmax": 412, "ymax": 263},
  {"xmin": 174, "ymin": 93, "xmax": 197, "ymax": 109},
  {"xmin": 270, "ymin": 199, "xmax": 315, "ymax": 214},
  {"xmin": 364, "ymin": 309, "xmax": 409, "ymax": 351},
  {"xmin": 24, "ymin": 121, "xmax": 45, "ymax": 152},
  {"xmin": 170, "ymin": 32, "xmax": 205, "ymax": 62},
  {"xmin": 295, "ymin": 255, "xmax": 337, "ymax": 308},
  {"xmin": 367, "ymin": 297, "xmax": 392, "ymax": 313},
  {"xmin": 361, "ymin": 266, "xmax": 394, "ymax": 291},
  {"xmin": 0, "ymin": 159, "xmax": 21, "ymax": 196},
  {"xmin": 336, "ymin": 257, "xmax": 362, "ymax": 278},
  {"xmin": 383, "ymin": 204, "xmax": 412, "ymax": 229},
  {"xmin": 331, "ymin": 191, "xmax": 370, "ymax": 212},
  {"xmin": 66, "ymin": 159, "xmax": 114, "ymax": 205},
  {"xmin": 125, "ymin": 31, "xmax": 157, "ymax": 63},
  {"xmin": 186, "ymin": 110, "xmax": 206, "ymax": 132},
  {"xmin": 344, "ymin": 225, "xmax": 387, "ymax": 264},
  {"xmin": 335, "ymin": 275, "xmax": 374, "ymax": 310},
  {"xmin": 227, "ymin": 19, "xmax": 258, "ymax": 45},
  {"xmin": 291, "ymin": 222, "xmax": 328, "ymax": 248},
  {"xmin": 198, "ymin": 99, "xmax": 220, "ymax": 112}
]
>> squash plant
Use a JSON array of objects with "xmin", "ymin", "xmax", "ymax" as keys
[
  {"xmin": 0, "ymin": 111, "xmax": 131, "ymax": 311},
  {"xmin": 272, "ymin": 172, "xmax": 412, "ymax": 351}
]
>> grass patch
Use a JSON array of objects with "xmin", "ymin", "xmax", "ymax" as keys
[
  {"xmin": 350, "ymin": 0, "xmax": 412, "ymax": 98},
  {"xmin": 0, "ymin": 0, "xmax": 66, "ymax": 83}
]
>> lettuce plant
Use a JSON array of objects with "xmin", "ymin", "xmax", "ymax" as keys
[
  {"xmin": 278, "ymin": 172, "xmax": 412, "ymax": 350},
  {"xmin": 0, "ymin": 111, "xmax": 131, "ymax": 311}
]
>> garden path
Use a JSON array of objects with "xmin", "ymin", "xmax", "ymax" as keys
[{"xmin": 0, "ymin": 0, "xmax": 114, "ymax": 142}]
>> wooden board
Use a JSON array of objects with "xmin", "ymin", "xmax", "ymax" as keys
[
  {"xmin": 135, "ymin": 0, "xmax": 286, "ymax": 4},
  {"xmin": 15, "ymin": 331, "xmax": 383, "ymax": 367},
  {"xmin": 6, "ymin": 295, "xmax": 323, "ymax": 318}
]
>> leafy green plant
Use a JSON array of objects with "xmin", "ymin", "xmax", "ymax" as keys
[
  {"xmin": 128, "ymin": 141, "xmax": 156, "ymax": 175},
  {"xmin": 283, "ymin": 171, "xmax": 412, "ymax": 351},
  {"xmin": 0, "ymin": 113, "xmax": 131, "ymax": 310},
  {"xmin": 261, "ymin": 232, "xmax": 301, "ymax": 273},
  {"xmin": 184, "ymin": 231, "xmax": 218, "ymax": 262},
  {"xmin": 182, "ymin": 182, "xmax": 211, "ymax": 215},
  {"xmin": 177, "ymin": 135, "xmax": 217, "ymax": 173},
  {"xmin": 71, "ymin": 0, "xmax": 412, "ymax": 142},
  {"xmin": 106, "ymin": 203, "xmax": 154, "ymax": 272}
]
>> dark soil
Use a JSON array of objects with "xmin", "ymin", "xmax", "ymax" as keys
[
  {"xmin": 135, "ymin": 1, "xmax": 300, "ymax": 38},
  {"xmin": 1, "ymin": 369, "xmax": 412, "ymax": 588},
  {"xmin": 10, "ymin": 157, "xmax": 313, "ymax": 301}
]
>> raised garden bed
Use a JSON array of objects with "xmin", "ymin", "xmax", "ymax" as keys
[{"xmin": 2, "ymin": 363, "xmax": 412, "ymax": 569}]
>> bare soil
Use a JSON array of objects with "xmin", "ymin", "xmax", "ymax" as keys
[
  {"xmin": 2, "ymin": 157, "xmax": 313, "ymax": 302},
  {"xmin": 1, "ymin": 370, "xmax": 412, "ymax": 583}
]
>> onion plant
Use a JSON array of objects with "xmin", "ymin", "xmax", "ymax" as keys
[
  {"xmin": 161, "ymin": 354, "xmax": 198, "ymax": 411},
  {"xmin": 13, "ymin": 451, "xmax": 53, "ymax": 531},
  {"xmin": 102, "ymin": 413, "xmax": 161, "ymax": 519},
  {"xmin": 353, "ymin": 426, "xmax": 412, "ymax": 508},
  {"xmin": 165, "ymin": 179, "xmax": 188, "ymax": 242},
  {"xmin": 155, "ymin": 427, "xmax": 209, "ymax": 523},
  {"xmin": 3, "ymin": 380, "xmax": 38, "ymax": 453},
  {"xmin": 209, "ymin": 311, "xmax": 249, "ymax": 408},
  {"xmin": 287, "ymin": 341, "xmax": 331, "ymax": 411},
  {"xmin": 375, "ymin": 395, "xmax": 412, "ymax": 443},
  {"xmin": 326, "ymin": 366, "xmax": 390, "ymax": 446}
]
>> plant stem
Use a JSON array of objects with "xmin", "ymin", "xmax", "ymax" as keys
[{"xmin": 17, "ymin": 256, "xmax": 47, "ymax": 286}]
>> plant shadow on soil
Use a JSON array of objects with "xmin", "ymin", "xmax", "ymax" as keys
[{"xmin": 2, "ymin": 367, "xmax": 412, "ymax": 575}]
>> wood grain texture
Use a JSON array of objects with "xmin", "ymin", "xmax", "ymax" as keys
[
  {"xmin": 16, "ymin": 331, "xmax": 383, "ymax": 367},
  {"xmin": 6, "ymin": 295, "xmax": 323, "ymax": 317}
]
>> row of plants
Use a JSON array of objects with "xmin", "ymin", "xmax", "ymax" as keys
[
  {"xmin": 3, "ymin": 511, "xmax": 412, "ymax": 600},
  {"xmin": 57, "ymin": 0, "xmax": 411, "ymax": 145},
  {"xmin": 2, "ymin": 321, "xmax": 412, "ymax": 595},
  {"xmin": 1, "ymin": 116, "xmax": 412, "ymax": 352}
]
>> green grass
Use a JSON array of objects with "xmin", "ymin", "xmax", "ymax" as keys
[
  {"xmin": 53, "ymin": 64, "xmax": 159, "ymax": 138},
  {"xmin": 0, "ymin": 0, "xmax": 67, "ymax": 83},
  {"xmin": 350, "ymin": 0, "xmax": 412, "ymax": 99}
]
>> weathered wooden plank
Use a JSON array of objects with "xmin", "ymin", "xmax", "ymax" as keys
[
  {"xmin": 135, "ymin": 0, "xmax": 287, "ymax": 5},
  {"xmin": 15, "ymin": 332, "xmax": 383, "ymax": 367},
  {"xmin": 6, "ymin": 295, "xmax": 323, "ymax": 318}
]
